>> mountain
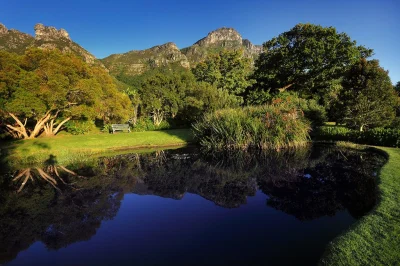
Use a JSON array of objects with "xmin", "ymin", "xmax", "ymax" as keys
[
  {"xmin": 181, "ymin": 27, "xmax": 263, "ymax": 64},
  {"xmin": 1, "ymin": 24, "xmax": 263, "ymax": 77},
  {"xmin": 101, "ymin": 27, "xmax": 263, "ymax": 76},
  {"xmin": 0, "ymin": 23, "xmax": 102, "ymax": 66},
  {"xmin": 0, "ymin": 23, "xmax": 33, "ymax": 54},
  {"xmin": 102, "ymin": 42, "xmax": 190, "ymax": 76}
]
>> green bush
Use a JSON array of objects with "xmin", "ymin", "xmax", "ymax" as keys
[
  {"xmin": 390, "ymin": 117, "xmax": 400, "ymax": 129},
  {"xmin": 272, "ymin": 93, "xmax": 327, "ymax": 126},
  {"xmin": 131, "ymin": 118, "xmax": 172, "ymax": 132},
  {"xmin": 192, "ymin": 104, "xmax": 311, "ymax": 151},
  {"xmin": 65, "ymin": 120, "xmax": 96, "ymax": 135},
  {"xmin": 314, "ymin": 126, "xmax": 400, "ymax": 147},
  {"xmin": 102, "ymin": 124, "xmax": 113, "ymax": 133}
]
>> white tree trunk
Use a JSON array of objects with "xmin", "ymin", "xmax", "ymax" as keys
[{"xmin": 6, "ymin": 111, "xmax": 70, "ymax": 139}]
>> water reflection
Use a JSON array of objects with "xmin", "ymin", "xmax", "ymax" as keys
[{"xmin": 0, "ymin": 144, "xmax": 386, "ymax": 264}]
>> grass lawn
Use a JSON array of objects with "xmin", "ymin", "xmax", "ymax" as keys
[
  {"xmin": 0, "ymin": 128, "xmax": 194, "ymax": 166},
  {"xmin": 320, "ymin": 146, "xmax": 400, "ymax": 265}
]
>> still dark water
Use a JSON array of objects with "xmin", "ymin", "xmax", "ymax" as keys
[{"xmin": 0, "ymin": 144, "xmax": 386, "ymax": 266}]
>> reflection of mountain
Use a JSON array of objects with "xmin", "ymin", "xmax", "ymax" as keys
[{"xmin": 0, "ymin": 145, "xmax": 386, "ymax": 264}]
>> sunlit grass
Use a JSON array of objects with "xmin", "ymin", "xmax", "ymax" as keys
[
  {"xmin": 320, "ymin": 146, "xmax": 400, "ymax": 265},
  {"xmin": 0, "ymin": 129, "xmax": 193, "ymax": 166}
]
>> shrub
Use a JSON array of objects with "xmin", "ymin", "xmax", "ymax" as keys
[
  {"xmin": 192, "ymin": 104, "xmax": 311, "ymax": 151},
  {"xmin": 271, "ymin": 92, "xmax": 327, "ymax": 126},
  {"xmin": 313, "ymin": 126, "xmax": 400, "ymax": 147},
  {"xmin": 131, "ymin": 118, "xmax": 172, "ymax": 132},
  {"xmin": 65, "ymin": 120, "xmax": 96, "ymax": 135}
]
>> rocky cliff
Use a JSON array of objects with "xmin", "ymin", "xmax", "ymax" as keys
[
  {"xmin": 0, "ymin": 23, "xmax": 34, "ymax": 53},
  {"xmin": 102, "ymin": 42, "xmax": 190, "ymax": 76},
  {"xmin": 101, "ymin": 27, "xmax": 263, "ymax": 76},
  {"xmin": 181, "ymin": 27, "xmax": 263, "ymax": 64},
  {"xmin": 0, "ymin": 23, "xmax": 101, "ymax": 66}
]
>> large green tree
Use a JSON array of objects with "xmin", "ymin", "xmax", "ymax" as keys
[
  {"xmin": 138, "ymin": 68, "xmax": 195, "ymax": 125},
  {"xmin": 192, "ymin": 49, "xmax": 254, "ymax": 105},
  {"xmin": 336, "ymin": 59, "xmax": 398, "ymax": 131},
  {"xmin": 247, "ymin": 23, "xmax": 372, "ymax": 105},
  {"xmin": 0, "ymin": 48, "xmax": 131, "ymax": 139}
]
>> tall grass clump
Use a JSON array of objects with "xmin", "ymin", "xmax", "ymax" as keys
[{"xmin": 192, "ymin": 101, "xmax": 311, "ymax": 151}]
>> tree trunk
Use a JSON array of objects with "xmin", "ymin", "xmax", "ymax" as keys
[
  {"xmin": 152, "ymin": 109, "xmax": 164, "ymax": 127},
  {"xmin": 278, "ymin": 83, "xmax": 294, "ymax": 92},
  {"xmin": 5, "ymin": 111, "xmax": 68, "ymax": 139},
  {"xmin": 44, "ymin": 117, "xmax": 71, "ymax": 136},
  {"xmin": 6, "ymin": 113, "xmax": 29, "ymax": 139},
  {"xmin": 132, "ymin": 104, "xmax": 139, "ymax": 125}
]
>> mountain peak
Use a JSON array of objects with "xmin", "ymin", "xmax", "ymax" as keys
[
  {"xmin": 195, "ymin": 27, "xmax": 242, "ymax": 46},
  {"xmin": 34, "ymin": 23, "xmax": 70, "ymax": 41},
  {"xmin": 149, "ymin": 42, "xmax": 179, "ymax": 51},
  {"xmin": 0, "ymin": 23, "xmax": 8, "ymax": 35}
]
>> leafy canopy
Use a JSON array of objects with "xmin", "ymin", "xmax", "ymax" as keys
[
  {"xmin": 0, "ymin": 48, "xmax": 131, "ymax": 123},
  {"xmin": 192, "ymin": 49, "xmax": 254, "ymax": 104},
  {"xmin": 336, "ymin": 59, "xmax": 398, "ymax": 131},
  {"xmin": 247, "ymin": 23, "xmax": 373, "ymax": 104}
]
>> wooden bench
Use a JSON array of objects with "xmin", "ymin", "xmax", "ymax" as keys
[{"xmin": 111, "ymin": 124, "xmax": 131, "ymax": 134}]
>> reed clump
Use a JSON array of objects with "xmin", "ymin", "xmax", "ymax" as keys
[{"xmin": 192, "ymin": 101, "xmax": 311, "ymax": 151}]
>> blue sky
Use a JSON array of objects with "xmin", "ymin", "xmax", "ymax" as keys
[{"xmin": 1, "ymin": 0, "xmax": 399, "ymax": 84}]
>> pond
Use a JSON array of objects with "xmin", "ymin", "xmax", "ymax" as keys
[{"xmin": 0, "ymin": 144, "xmax": 387, "ymax": 266}]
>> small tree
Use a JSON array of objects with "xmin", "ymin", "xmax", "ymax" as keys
[{"xmin": 337, "ymin": 59, "xmax": 397, "ymax": 131}]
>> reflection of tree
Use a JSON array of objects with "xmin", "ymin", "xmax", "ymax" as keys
[
  {"xmin": 0, "ymin": 158, "xmax": 138, "ymax": 264},
  {"xmin": 12, "ymin": 165, "xmax": 77, "ymax": 192},
  {"xmin": 257, "ymin": 146, "xmax": 385, "ymax": 220},
  {"xmin": 0, "ymin": 144, "xmax": 386, "ymax": 264}
]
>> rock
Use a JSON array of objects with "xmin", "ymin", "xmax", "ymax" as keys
[
  {"xmin": 0, "ymin": 23, "xmax": 8, "ymax": 35},
  {"xmin": 101, "ymin": 42, "xmax": 190, "ymax": 76},
  {"xmin": 0, "ymin": 22, "xmax": 102, "ymax": 67},
  {"xmin": 34, "ymin": 23, "xmax": 71, "ymax": 41},
  {"xmin": 181, "ymin": 27, "xmax": 263, "ymax": 65},
  {"xmin": 195, "ymin": 27, "xmax": 242, "ymax": 46}
]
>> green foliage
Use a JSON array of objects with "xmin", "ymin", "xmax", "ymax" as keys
[
  {"xmin": 272, "ymin": 92, "xmax": 327, "ymax": 126},
  {"xmin": 192, "ymin": 103, "xmax": 311, "ymax": 151},
  {"xmin": 65, "ymin": 120, "xmax": 96, "ymax": 135},
  {"xmin": 390, "ymin": 117, "xmax": 400, "ymax": 129},
  {"xmin": 102, "ymin": 123, "xmax": 113, "ymax": 133},
  {"xmin": 0, "ymin": 48, "xmax": 132, "ymax": 137},
  {"xmin": 314, "ymin": 126, "xmax": 400, "ymax": 147},
  {"xmin": 248, "ymin": 23, "xmax": 372, "ymax": 104},
  {"xmin": 131, "ymin": 118, "xmax": 171, "ymax": 132},
  {"xmin": 336, "ymin": 59, "xmax": 398, "ymax": 131},
  {"xmin": 116, "ymin": 66, "xmax": 241, "ymax": 125},
  {"xmin": 192, "ymin": 49, "xmax": 254, "ymax": 102},
  {"xmin": 395, "ymin": 81, "xmax": 400, "ymax": 93}
]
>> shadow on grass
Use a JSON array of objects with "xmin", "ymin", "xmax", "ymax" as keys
[
  {"xmin": 0, "ymin": 139, "xmax": 53, "ymax": 171},
  {"xmin": 157, "ymin": 128, "xmax": 195, "ymax": 142}
]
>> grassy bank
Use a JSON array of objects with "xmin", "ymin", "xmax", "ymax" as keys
[
  {"xmin": 0, "ymin": 129, "xmax": 193, "ymax": 166},
  {"xmin": 320, "ymin": 146, "xmax": 400, "ymax": 265}
]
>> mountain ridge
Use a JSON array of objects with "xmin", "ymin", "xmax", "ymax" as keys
[
  {"xmin": 0, "ymin": 23, "xmax": 263, "ymax": 77},
  {"xmin": 0, "ymin": 23, "xmax": 102, "ymax": 67},
  {"xmin": 101, "ymin": 27, "xmax": 263, "ymax": 76}
]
